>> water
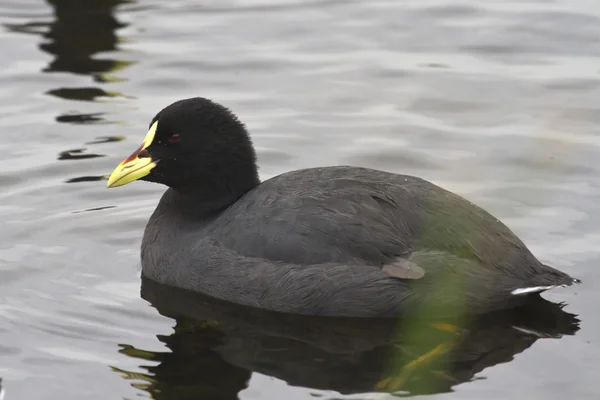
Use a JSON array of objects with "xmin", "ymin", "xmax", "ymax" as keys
[{"xmin": 0, "ymin": 0, "xmax": 598, "ymax": 398}]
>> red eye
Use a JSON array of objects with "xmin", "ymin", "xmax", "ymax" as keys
[{"xmin": 168, "ymin": 134, "xmax": 180, "ymax": 143}]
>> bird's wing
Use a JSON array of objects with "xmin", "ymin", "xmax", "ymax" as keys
[{"xmin": 211, "ymin": 166, "xmax": 540, "ymax": 283}]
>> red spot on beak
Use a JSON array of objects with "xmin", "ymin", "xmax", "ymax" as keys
[{"xmin": 123, "ymin": 143, "xmax": 144, "ymax": 164}]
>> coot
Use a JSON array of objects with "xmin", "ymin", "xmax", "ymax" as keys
[{"xmin": 107, "ymin": 97, "xmax": 579, "ymax": 317}]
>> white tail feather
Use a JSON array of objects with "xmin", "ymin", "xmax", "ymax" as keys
[
  {"xmin": 511, "ymin": 285, "xmax": 559, "ymax": 295},
  {"xmin": 512, "ymin": 278, "xmax": 580, "ymax": 296},
  {"xmin": 512, "ymin": 325, "xmax": 562, "ymax": 338}
]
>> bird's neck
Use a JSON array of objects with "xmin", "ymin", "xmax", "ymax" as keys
[{"xmin": 164, "ymin": 170, "xmax": 260, "ymax": 218}]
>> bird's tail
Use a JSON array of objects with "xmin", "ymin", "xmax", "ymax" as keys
[{"xmin": 511, "ymin": 264, "xmax": 581, "ymax": 296}]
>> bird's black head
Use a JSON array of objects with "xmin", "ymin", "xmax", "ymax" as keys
[{"xmin": 107, "ymin": 97, "xmax": 260, "ymax": 202}]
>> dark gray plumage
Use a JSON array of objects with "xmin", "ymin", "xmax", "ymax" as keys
[{"xmin": 109, "ymin": 97, "xmax": 579, "ymax": 317}]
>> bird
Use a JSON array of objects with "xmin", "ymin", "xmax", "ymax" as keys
[{"xmin": 106, "ymin": 97, "xmax": 580, "ymax": 318}]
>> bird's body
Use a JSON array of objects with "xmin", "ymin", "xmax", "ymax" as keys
[
  {"xmin": 108, "ymin": 97, "xmax": 579, "ymax": 317},
  {"xmin": 140, "ymin": 165, "xmax": 575, "ymax": 317}
]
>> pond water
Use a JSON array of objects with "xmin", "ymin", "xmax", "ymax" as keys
[{"xmin": 0, "ymin": 0, "xmax": 598, "ymax": 399}]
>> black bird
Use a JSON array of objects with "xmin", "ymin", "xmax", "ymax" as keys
[{"xmin": 107, "ymin": 97, "xmax": 579, "ymax": 317}]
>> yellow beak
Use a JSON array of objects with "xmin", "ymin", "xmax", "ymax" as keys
[{"xmin": 106, "ymin": 121, "xmax": 158, "ymax": 188}]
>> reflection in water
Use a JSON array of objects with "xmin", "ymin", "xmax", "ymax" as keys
[
  {"xmin": 4, "ymin": 0, "xmax": 137, "ymax": 181},
  {"xmin": 5, "ymin": 0, "xmax": 135, "ymax": 181},
  {"xmin": 85, "ymin": 136, "xmax": 125, "ymax": 145},
  {"xmin": 4, "ymin": 0, "xmax": 133, "ymax": 102},
  {"xmin": 46, "ymin": 87, "xmax": 125, "ymax": 102},
  {"xmin": 42, "ymin": 0, "xmax": 133, "ymax": 79},
  {"xmin": 58, "ymin": 149, "xmax": 105, "ymax": 160},
  {"xmin": 114, "ymin": 278, "xmax": 580, "ymax": 399},
  {"xmin": 65, "ymin": 176, "xmax": 107, "ymax": 183},
  {"xmin": 40, "ymin": 0, "xmax": 134, "ymax": 99},
  {"xmin": 5, "ymin": 0, "xmax": 134, "ymax": 78},
  {"xmin": 55, "ymin": 112, "xmax": 106, "ymax": 124}
]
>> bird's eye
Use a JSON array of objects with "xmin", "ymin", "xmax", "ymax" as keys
[{"xmin": 168, "ymin": 134, "xmax": 181, "ymax": 143}]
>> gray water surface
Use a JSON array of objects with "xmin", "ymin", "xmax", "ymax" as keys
[{"xmin": 0, "ymin": 0, "xmax": 598, "ymax": 399}]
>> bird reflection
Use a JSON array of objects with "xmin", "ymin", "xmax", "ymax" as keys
[{"xmin": 113, "ymin": 277, "xmax": 580, "ymax": 399}]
